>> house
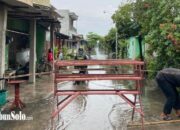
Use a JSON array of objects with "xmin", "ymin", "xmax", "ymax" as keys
[
  {"xmin": 127, "ymin": 36, "xmax": 145, "ymax": 60},
  {"xmin": 57, "ymin": 9, "xmax": 87, "ymax": 57},
  {"xmin": 57, "ymin": 10, "xmax": 78, "ymax": 38},
  {"xmin": 0, "ymin": 0, "xmax": 61, "ymax": 87},
  {"xmin": 57, "ymin": 10, "xmax": 80, "ymax": 50}
]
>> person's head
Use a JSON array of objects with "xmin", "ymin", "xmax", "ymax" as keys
[
  {"xmin": 78, "ymin": 48, "xmax": 84, "ymax": 55},
  {"xmin": 49, "ymin": 49, "xmax": 52, "ymax": 53}
]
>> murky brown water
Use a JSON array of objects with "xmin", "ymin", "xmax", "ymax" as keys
[{"xmin": 57, "ymin": 48, "xmax": 166, "ymax": 130}]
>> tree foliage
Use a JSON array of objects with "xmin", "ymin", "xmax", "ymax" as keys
[
  {"xmin": 140, "ymin": 0, "xmax": 180, "ymax": 77},
  {"xmin": 101, "ymin": 28, "xmax": 129, "ymax": 58},
  {"xmin": 86, "ymin": 32, "xmax": 103, "ymax": 49},
  {"xmin": 107, "ymin": 0, "xmax": 180, "ymax": 77},
  {"xmin": 86, "ymin": 1, "xmax": 180, "ymax": 77},
  {"xmin": 103, "ymin": 28, "xmax": 116, "ymax": 52},
  {"xmin": 112, "ymin": 3, "xmax": 140, "ymax": 38}
]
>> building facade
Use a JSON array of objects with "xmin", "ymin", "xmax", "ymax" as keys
[
  {"xmin": 0, "ymin": 0, "xmax": 60, "ymax": 87},
  {"xmin": 58, "ymin": 10, "xmax": 78, "ymax": 38}
]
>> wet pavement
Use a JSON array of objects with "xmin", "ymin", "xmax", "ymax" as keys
[
  {"xmin": 0, "ymin": 47, "xmax": 180, "ymax": 130},
  {"xmin": 0, "ymin": 76, "xmax": 54, "ymax": 130},
  {"xmin": 55, "ymin": 47, "xmax": 180, "ymax": 130}
]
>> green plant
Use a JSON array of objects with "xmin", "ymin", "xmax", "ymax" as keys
[
  {"xmin": 62, "ymin": 47, "xmax": 68, "ymax": 60},
  {"xmin": 62, "ymin": 47, "xmax": 75, "ymax": 60},
  {"xmin": 54, "ymin": 46, "xmax": 58, "ymax": 59}
]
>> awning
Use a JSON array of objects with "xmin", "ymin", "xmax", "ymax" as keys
[
  {"xmin": 0, "ymin": 0, "xmax": 33, "ymax": 7},
  {"xmin": 1, "ymin": 1, "xmax": 61, "ymax": 29},
  {"xmin": 56, "ymin": 32, "xmax": 69, "ymax": 39}
]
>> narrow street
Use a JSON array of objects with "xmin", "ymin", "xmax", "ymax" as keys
[
  {"xmin": 0, "ymin": 47, "xmax": 179, "ymax": 130},
  {"xmin": 56, "ymin": 47, "xmax": 131, "ymax": 130},
  {"xmin": 54, "ymin": 47, "xmax": 180, "ymax": 130},
  {"xmin": 0, "ymin": 1, "xmax": 179, "ymax": 130}
]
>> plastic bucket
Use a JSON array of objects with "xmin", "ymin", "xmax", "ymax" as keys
[{"xmin": 0, "ymin": 90, "xmax": 7, "ymax": 106}]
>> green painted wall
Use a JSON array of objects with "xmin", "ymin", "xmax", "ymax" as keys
[
  {"xmin": 36, "ymin": 25, "xmax": 46, "ymax": 62},
  {"xmin": 127, "ymin": 37, "xmax": 145, "ymax": 59},
  {"xmin": 7, "ymin": 19, "xmax": 30, "ymax": 33},
  {"xmin": 6, "ymin": 19, "xmax": 30, "ymax": 69},
  {"xmin": 7, "ymin": 19, "xmax": 46, "ymax": 64}
]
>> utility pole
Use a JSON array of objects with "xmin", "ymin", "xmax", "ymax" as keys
[
  {"xmin": 103, "ymin": 10, "xmax": 118, "ymax": 59},
  {"xmin": 116, "ymin": 29, "xmax": 118, "ymax": 59}
]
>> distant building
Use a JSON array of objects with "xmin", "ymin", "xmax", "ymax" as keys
[
  {"xmin": 0, "ymin": 0, "xmax": 60, "ymax": 84},
  {"xmin": 57, "ymin": 10, "xmax": 78, "ymax": 38},
  {"xmin": 56, "ymin": 10, "xmax": 87, "ymax": 58}
]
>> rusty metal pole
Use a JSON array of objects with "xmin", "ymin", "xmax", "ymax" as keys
[{"xmin": 52, "ymin": 59, "xmax": 145, "ymax": 128}]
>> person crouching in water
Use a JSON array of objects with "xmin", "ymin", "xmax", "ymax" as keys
[{"xmin": 156, "ymin": 68, "xmax": 180, "ymax": 120}]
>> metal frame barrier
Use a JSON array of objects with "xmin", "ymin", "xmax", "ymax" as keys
[{"xmin": 52, "ymin": 59, "xmax": 145, "ymax": 130}]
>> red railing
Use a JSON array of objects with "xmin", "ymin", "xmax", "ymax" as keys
[{"xmin": 52, "ymin": 59, "xmax": 145, "ymax": 130}]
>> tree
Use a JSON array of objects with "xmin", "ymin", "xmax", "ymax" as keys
[
  {"xmin": 104, "ymin": 28, "xmax": 116, "ymax": 53},
  {"xmin": 86, "ymin": 32, "xmax": 103, "ymax": 49},
  {"xmin": 109, "ymin": 3, "xmax": 140, "ymax": 59},
  {"xmin": 112, "ymin": 3, "xmax": 140, "ymax": 39},
  {"xmin": 111, "ymin": 0, "xmax": 180, "ymax": 77},
  {"xmin": 101, "ymin": 28, "xmax": 128, "ymax": 58},
  {"xmin": 139, "ymin": 0, "xmax": 180, "ymax": 77}
]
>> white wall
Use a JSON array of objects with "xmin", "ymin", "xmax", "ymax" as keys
[{"xmin": 58, "ymin": 10, "xmax": 78, "ymax": 38}]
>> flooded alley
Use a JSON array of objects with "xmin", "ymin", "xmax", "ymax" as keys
[
  {"xmin": 56, "ymin": 47, "xmax": 134, "ymax": 130},
  {"xmin": 53, "ymin": 47, "xmax": 180, "ymax": 130},
  {"xmin": 0, "ymin": 1, "xmax": 180, "ymax": 130},
  {"xmin": 0, "ymin": 47, "xmax": 179, "ymax": 130}
]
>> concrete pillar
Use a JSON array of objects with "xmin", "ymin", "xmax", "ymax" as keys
[
  {"xmin": 0, "ymin": 5, "xmax": 7, "ymax": 89},
  {"xmin": 50, "ymin": 23, "xmax": 55, "ymax": 71},
  {"xmin": 50, "ymin": 24, "xmax": 54, "ymax": 51},
  {"xmin": 29, "ymin": 19, "xmax": 36, "ymax": 83}
]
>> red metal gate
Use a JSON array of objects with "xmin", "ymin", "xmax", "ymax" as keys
[{"xmin": 52, "ymin": 59, "xmax": 145, "ymax": 130}]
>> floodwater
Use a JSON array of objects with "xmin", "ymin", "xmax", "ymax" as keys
[
  {"xmin": 0, "ymin": 47, "xmax": 178, "ymax": 130},
  {"xmin": 55, "ymin": 46, "xmax": 146, "ymax": 130}
]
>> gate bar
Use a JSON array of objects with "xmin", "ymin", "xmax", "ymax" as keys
[{"xmin": 55, "ymin": 60, "xmax": 144, "ymax": 66}]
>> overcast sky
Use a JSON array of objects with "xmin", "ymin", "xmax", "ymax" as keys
[{"xmin": 51, "ymin": 0, "xmax": 127, "ymax": 36}]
